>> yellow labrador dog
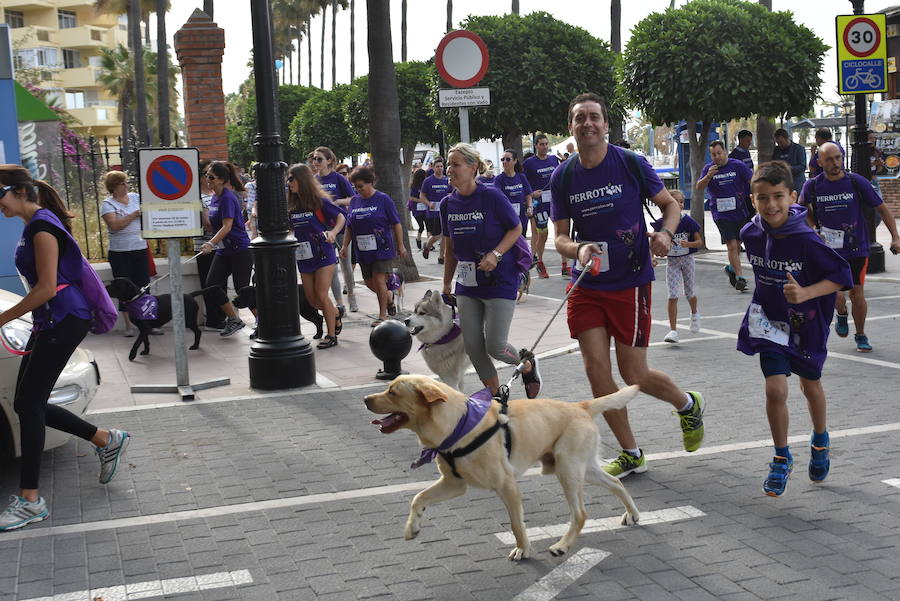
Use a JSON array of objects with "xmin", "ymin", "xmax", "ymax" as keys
[{"xmin": 364, "ymin": 375, "xmax": 640, "ymax": 560}]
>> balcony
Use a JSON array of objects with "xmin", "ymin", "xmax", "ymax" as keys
[
  {"xmin": 57, "ymin": 66, "xmax": 101, "ymax": 88},
  {"xmin": 55, "ymin": 0, "xmax": 98, "ymax": 7},
  {"xmin": 10, "ymin": 26, "xmax": 56, "ymax": 47},
  {"xmin": 1, "ymin": 1, "xmax": 54, "ymax": 9},
  {"xmin": 55, "ymin": 25, "xmax": 113, "ymax": 49},
  {"xmin": 68, "ymin": 105, "xmax": 119, "ymax": 129}
]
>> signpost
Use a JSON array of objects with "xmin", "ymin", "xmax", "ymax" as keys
[
  {"xmin": 837, "ymin": 6, "xmax": 887, "ymax": 273},
  {"xmin": 135, "ymin": 147, "xmax": 228, "ymax": 400},
  {"xmin": 435, "ymin": 30, "xmax": 490, "ymax": 143}
]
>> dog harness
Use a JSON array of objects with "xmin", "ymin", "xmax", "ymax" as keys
[
  {"xmin": 124, "ymin": 294, "xmax": 159, "ymax": 321},
  {"xmin": 411, "ymin": 388, "xmax": 512, "ymax": 479}
]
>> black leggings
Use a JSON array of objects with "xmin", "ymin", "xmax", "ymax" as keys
[
  {"xmin": 206, "ymin": 249, "xmax": 253, "ymax": 301},
  {"xmin": 15, "ymin": 316, "xmax": 97, "ymax": 490}
]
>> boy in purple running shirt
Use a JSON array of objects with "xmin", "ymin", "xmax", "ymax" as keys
[{"xmin": 738, "ymin": 161, "xmax": 852, "ymax": 498}]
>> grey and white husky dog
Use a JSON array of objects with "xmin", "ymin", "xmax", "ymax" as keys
[{"xmin": 404, "ymin": 290, "xmax": 469, "ymax": 391}]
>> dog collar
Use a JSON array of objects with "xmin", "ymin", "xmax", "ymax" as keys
[
  {"xmin": 418, "ymin": 319, "xmax": 461, "ymax": 351},
  {"xmin": 411, "ymin": 388, "xmax": 493, "ymax": 470}
]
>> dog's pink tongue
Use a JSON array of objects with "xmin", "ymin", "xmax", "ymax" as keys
[{"xmin": 371, "ymin": 413, "xmax": 405, "ymax": 432}]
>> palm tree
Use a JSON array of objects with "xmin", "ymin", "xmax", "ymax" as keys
[
  {"xmin": 129, "ymin": 0, "xmax": 149, "ymax": 145},
  {"xmin": 203, "ymin": 0, "xmax": 213, "ymax": 19},
  {"xmin": 511, "ymin": 0, "xmax": 519, "ymax": 14},
  {"xmin": 446, "ymin": 0, "xmax": 453, "ymax": 32},
  {"xmin": 366, "ymin": 0, "xmax": 418, "ymax": 280},
  {"xmin": 156, "ymin": 0, "xmax": 169, "ymax": 145},
  {"xmin": 401, "ymin": 0, "xmax": 407, "ymax": 61},
  {"xmin": 756, "ymin": 0, "xmax": 774, "ymax": 162},
  {"xmin": 350, "ymin": 0, "xmax": 355, "ymax": 79},
  {"xmin": 608, "ymin": 0, "xmax": 623, "ymax": 143},
  {"xmin": 94, "ymin": 0, "xmax": 169, "ymax": 46}
]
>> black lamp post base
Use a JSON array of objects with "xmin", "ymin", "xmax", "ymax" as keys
[
  {"xmin": 249, "ymin": 338, "xmax": 316, "ymax": 390},
  {"xmin": 376, "ymin": 359, "xmax": 406, "ymax": 381},
  {"xmin": 868, "ymin": 242, "xmax": 886, "ymax": 274}
]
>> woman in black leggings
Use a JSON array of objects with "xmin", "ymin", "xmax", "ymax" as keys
[{"xmin": 0, "ymin": 165, "xmax": 130, "ymax": 532}]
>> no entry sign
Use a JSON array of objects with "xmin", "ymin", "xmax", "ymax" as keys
[
  {"xmin": 436, "ymin": 30, "xmax": 489, "ymax": 88},
  {"xmin": 138, "ymin": 147, "xmax": 202, "ymax": 239}
]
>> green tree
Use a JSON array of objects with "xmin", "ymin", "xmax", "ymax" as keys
[
  {"xmin": 289, "ymin": 85, "xmax": 362, "ymax": 160},
  {"xmin": 228, "ymin": 84, "xmax": 315, "ymax": 167},
  {"xmin": 344, "ymin": 61, "xmax": 435, "ymax": 198},
  {"xmin": 431, "ymin": 12, "xmax": 617, "ymax": 153},
  {"xmin": 622, "ymin": 0, "xmax": 826, "ymax": 235}
]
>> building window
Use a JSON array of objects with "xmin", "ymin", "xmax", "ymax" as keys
[
  {"xmin": 5, "ymin": 10, "xmax": 25, "ymax": 29},
  {"xmin": 66, "ymin": 91, "xmax": 85, "ymax": 109},
  {"xmin": 91, "ymin": 29, "xmax": 102, "ymax": 41},
  {"xmin": 117, "ymin": 14, "xmax": 127, "ymax": 31},
  {"xmin": 58, "ymin": 9, "xmax": 76, "ymax": 29},
  {"xmin": 63, "ymin": 49, "xmax": 81, "ymax": 69},
  {"xmin": 36, "ymin": 30, "xmax": 50, "ymax": 42}
]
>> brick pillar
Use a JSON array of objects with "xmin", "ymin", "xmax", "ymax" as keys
[
  {"xmin": 880, "ymin": 179, "xmax": 900, "ymax": 216},
  {"xmin": 174, "ymin": 9, "xmax": 228, "ymax": 161}
]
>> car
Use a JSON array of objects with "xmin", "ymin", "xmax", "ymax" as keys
[{"xmin": 0, "ymin": 289, "xmax": 100, "ymax": 458}]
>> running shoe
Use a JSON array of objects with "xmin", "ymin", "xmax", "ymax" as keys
[
  {"xmin": 0, "ymin": 496, "xmax": 48, "ymax": 531},
  {"xmin": 664, "ymin": 330, "xmax": 680, "ymax": 343},
  {"xmin": 422, "ymin": 245, "xmax": 432, "ymax": 260},
  {"xmin": 834, "ymin": 313, "xmax": 849, "ymax": 337},
  {"xmin": 348, "ymin": 294, "xmax": 359, "ymax": 313},
  {"xmin": 603, "ymin": 450, "xmax": 647, "ymax": 479},
  {"xmin": 96, "ymin": 429, "xmax": 131, "ymax": 484},
  {"xmin": 415, "ymin": 238, "xmax": 422, "ymax": 250},
  {"xmin": 855, "ymin": 334, "xmax": 872, "ymax": 352},
  {"xmin": 220, "ymin": 316, "xmax": 246, "ymax": 337},
  {"xmin": 561, "ymin": 262, "xmax": 571, "ymax": 277},
  {"xmin": 735, "ymin": 276, "xmax": 748, "ymax": 292},
  {"xmin": 537, "ymin": 261, "xmax": 549, "ymax": 279},
  {"xmin": 677, "ymin": 392, "xmax": 705, "ymax": 452},
  {"xmin": 123, "ymin": 326, "xmax": 136, "ymax": 338},
  {"xmin": 521, "ymin": 354, "xmax": 542, "ymax": 399},
  {"xmin": 763, "ymin": 456, "xmax": 793, "ymax": 497},
  {"xmin": 809, "ymin": 436, "xmax": 830, "ymax": 483},
  {"xmin": 724, "ymin": 264, "xmax": 737, "ymax": 288},
  {"xmin": 690, "ymin": 313, "xmax": 702, "ymax": 333}
]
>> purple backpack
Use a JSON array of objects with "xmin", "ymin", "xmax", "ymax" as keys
[{"xmin": 511, "ymin": 235, "xmax": 534, "ymax": 275}]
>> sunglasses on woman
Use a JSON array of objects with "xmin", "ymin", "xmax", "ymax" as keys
[{"xmin": 0, "ymin": 185, "xmax": 14, "ymax": 199}]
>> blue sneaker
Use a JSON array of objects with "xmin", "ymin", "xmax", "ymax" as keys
[
  {"xmin": 855, "ymin": 334, "xmax": 872, "ymax": 353},
  {"xmin": 809, "ymin": 439, "xmax": 830, "ymax": 483},
  {"xmin": 763, "ymin": 456, "xmax": 793, "ymax": 497},
  {"xmin": 724, "ymin": 265, "xmax": 737, "ymax": 288},
  {"xmin": 834, "ymin": 313, "xmax": 849, "ymax": 337},
  {"xmin": 96, "ymin": 429, "xmax": 131, "ymax": 484},
  {"xmin": 0, "ymin": 496, "xmax": 48, "ymax": 531}
]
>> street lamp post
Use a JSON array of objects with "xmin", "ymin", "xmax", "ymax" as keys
[
  {"xmin": 247, "ymin": 0, "xmax": 316, "ymax": 389},
  {"xmin": 849, "ymin": 0, "xmax": 886, "ymax": 273}
]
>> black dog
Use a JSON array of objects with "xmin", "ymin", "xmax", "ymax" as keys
[
  {"xmin": 105, "ymin": 277, "xmax": 224, "ymax": 361},
  {"xmin": 232, "ymin": 284, "xmax": 324, "ymax": 339}
]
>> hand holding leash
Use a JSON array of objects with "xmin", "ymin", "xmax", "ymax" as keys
[{"xmin": 138, "ymin": 251, "xmax": 204, "ymax": 295}]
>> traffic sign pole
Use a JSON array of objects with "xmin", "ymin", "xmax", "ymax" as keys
[{"xmin": 459, "ymin": 107, "xmax": 470, "ymax": 143}]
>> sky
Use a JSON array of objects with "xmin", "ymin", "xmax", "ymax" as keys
[{"xmin": 158, "ymin": 0, "xmax": 900, "ymax": 107}]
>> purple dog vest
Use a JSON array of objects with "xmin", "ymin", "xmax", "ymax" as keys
[{"xmin": 124, "ymin": 294, "xmax": 159, "ymax": 321}]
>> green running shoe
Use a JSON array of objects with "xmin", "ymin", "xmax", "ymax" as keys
[
  {"xmin": 678, "ymin": 392, "xmax": 705, "ymax": 452},
  {"xmin": 603, "ymin": 450, "xmax": 647, "ymax": 479}
]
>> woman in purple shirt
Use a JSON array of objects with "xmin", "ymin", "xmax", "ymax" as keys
[
  {"xmin": 493, "ymin": 148, "xmax": 534, "ymax": 234},
  {"xmin": 287, "ymin": 163, "xmax": 346, "ymax": 349},
  {"xmin": 0, "ymin": 165, "xmax": 130, "ymax": 532},
  {"xmin": 200, "ymin": 161, "xmax": 251, "ymax": 337},
  {"xmin": 313, "ymin": 146, "xmax": 358, "ymax": 315},
  {"xmin": 340, "ymin": 167, "xmax": 406, "ymax": 326},
  {"xmin": 440, "ymin": 143, "xmax": 541, "ymax": 398}
]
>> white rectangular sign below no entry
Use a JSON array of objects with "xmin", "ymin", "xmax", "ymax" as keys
[{"xmin": 438, "ymin": 87, "xmax": 490, "ymax": 108}]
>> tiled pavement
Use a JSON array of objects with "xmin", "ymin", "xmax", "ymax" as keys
[{"xmin": 1, "ymin": 219, "xmax": 900, "ymax": 600}]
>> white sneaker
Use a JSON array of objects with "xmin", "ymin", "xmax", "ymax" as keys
[
  {"xmin": 348, "ymin": 294, "xmax": 359, "ymax": 312},
  {"xmin": 664, "ymin": 330, "xmax": 680, "ymax": 343},
  {"xmin": 123, "ymin": 326, "xmax": 136, "ymax": 337},
  {"xmin": 690, "ymin": 313, "xmax": 701, "ymax": 333}
]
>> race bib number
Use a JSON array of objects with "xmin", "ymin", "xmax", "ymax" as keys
[
  {"xmin": 819, "ymin": 226, "xmax": 845, "ymax": 249},
  {"xmin": 716, "ymin": 196, "xmax": 737, "ymax": 212},
  {"xmin": 533, "ymin": 210, "xmax": 550, "ymax": 225},
  {"xmin": 668, "ymin": 241, "xmax": 690, "ymax": 257},
  {"xmin": 416, "ymin": 202, "xmax": 427, "ymax": 212},
  {"xmin": 576, "ymin": 241, "xmax": 609, "ymax": 273},
  {"xmin": 456, "ymin": 261, "xmax": 477, "ymax": 287},
  {"xmin": 357, "ymin": 234, "xmax": 377, "ymax": 251},
  {"xmin": 510, "ymin": 202, "xmax": 520, "ymax": 216},
  {"xmin": 747, "ymin": 303, "xmax": 789, "ymax": 346},
  {"xmin": 540, "ymin": 190, "xmax": 551, "ymax": 203},
  {"xmin": 295, "ymin": 241, "xmax": 313, "ymax": 261}
]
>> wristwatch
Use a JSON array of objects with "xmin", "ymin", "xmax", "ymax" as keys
[{"xmin": 492, "ymin": 250, "xmax": 503, "ymax": 261}]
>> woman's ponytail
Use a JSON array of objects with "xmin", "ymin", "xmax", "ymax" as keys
[{"xmin": 35, "ymin": 180, "xmax": 74, "ymax": 232}]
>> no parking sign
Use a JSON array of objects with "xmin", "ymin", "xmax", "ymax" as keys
[{"xmin": 138, "ymin": 148, "xmax": 202, "ymax": 239}]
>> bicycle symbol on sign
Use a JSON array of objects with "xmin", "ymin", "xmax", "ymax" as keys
[{"xmin": 845, "ymin": 68, "xmax": 882, "ymax": 91}]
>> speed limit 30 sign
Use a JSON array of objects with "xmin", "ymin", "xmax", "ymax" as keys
[{"xmin": 836, "ymin": 14, "xmax": 887, "ymax": 94}]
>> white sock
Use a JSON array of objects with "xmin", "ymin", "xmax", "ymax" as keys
[
  {"xmin": 624, "ymin": 448, "xmax": 641, "ymax": 458},
  {"xmin": 678, "ymin": 393, "xmax": 693, "ymax": 413}
]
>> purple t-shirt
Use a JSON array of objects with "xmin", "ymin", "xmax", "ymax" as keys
[
  {"xmin": 737, "ymin": 207, "xmax": 853, "ymax": 375},
  {"xmin": 652, "ymin": 214, "xmax": 701, "ymax": 256},
  {"xmin": 421, "ymin": 174, "xmax": 450, "ymax": 217},
  {"xmin": 290, "ymin": 199, "xmax": 344, "ymax": 273},
  {"xmin": 317, "ymin": 171, "xmax": 355, "ymax": 201},
  {"xmin": 348, "ymin": 190, "xmax": 401, "ymax": 264},
  {"xmin": 728, "ymin": 146, "xmax": 754, "ymax": 171},
  {"xmin": 477, "ymin": 175, "xmax": 495, "ymax": 187},
  {"xmin": 494, "ymin": 171, "xmax": 533, "ymax": 231},
  {"xmin": 700, "ymin": 158, "xmax": 753, "ymax": 222},
  {"xmin": 549, "ymin": 145, "xmax": 662, "ymax": 291},
  {"xmin": 208, "ymin": 188, "xmax": 250, "ymax": 255},
  {"xmin": 440, "ymin": 183, "xmax": 521, "ymax": 301},
  {"xmin": 409, "ymin": 183, "xmax": 426, "ymax": 216},
  {"xmin": 798, "ymin": 172, "xmax": 883, "ymax": 259},
  {"xmin": 523, "ymin": 154, "xmax": 560, "ymax": 211}
]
